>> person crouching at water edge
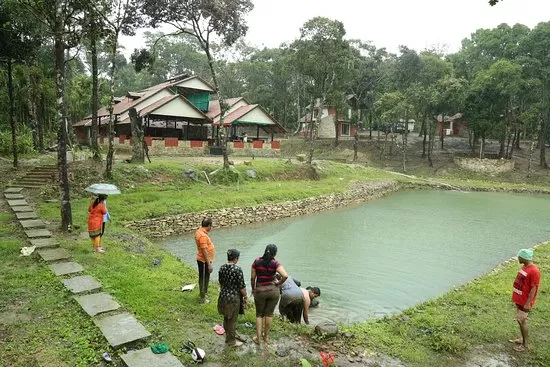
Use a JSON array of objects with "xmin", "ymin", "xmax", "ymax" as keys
[
  {"xmin": 279, "ymin": 276, "xmax": 321, "ymax": 325},
  {"xmin": 509, "ymin": 248, "xmax": 541, "ymax": 352},
  {"xmin": 251, "ymin": 244, "xmax": 288, "ymax": 345},
  {"xmin": 88, "ymin": 195, "xmax": 108, "ymax": 253},
  {"xmin": 218, "ymin": 249, "xmax": 247, "ymax": 348}
]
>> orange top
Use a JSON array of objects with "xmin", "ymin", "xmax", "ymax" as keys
[
  {"xmin": 195, "ymin": 227, "xmax": 215, "ymax": 263},
  {"xmin": 88, "ymin": 201, "xmax": 107, "ymax": 236}
]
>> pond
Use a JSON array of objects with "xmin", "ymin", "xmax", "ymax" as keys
[{"xmin": 160, "ymin": 190, "xmax": 550, "ymax": 324}]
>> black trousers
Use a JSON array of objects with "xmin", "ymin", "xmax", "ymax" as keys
[{"xmin": 197, "ymin": 260, "xmax": 210, "ymax": 298}]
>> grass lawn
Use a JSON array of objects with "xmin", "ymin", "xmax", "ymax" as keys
[{"xmin": 2, "ymin": 156, "xmax": 550, "ymax": 366}]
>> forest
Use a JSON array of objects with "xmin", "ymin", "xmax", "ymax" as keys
[{"xmin": 2, "ymin": 1, "xmax": 550, "ymax": 226}]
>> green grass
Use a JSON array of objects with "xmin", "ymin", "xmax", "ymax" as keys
[
  {"xmin": 5, "ymin": 156, "xmax": 550, "ymax": 366},
  {"xmin": 345, "ymin": 244, "xmax": 550, "ymax": 366},
  {"xmin": 0, "ymin": 207, "xmax": 112, "ymax": 367}
]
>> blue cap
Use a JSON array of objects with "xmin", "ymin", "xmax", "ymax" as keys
[{"xmin": 517, "ymin": 249, "xmax": 533, "ymax": 261}]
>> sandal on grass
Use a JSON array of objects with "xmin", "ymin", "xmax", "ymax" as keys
[
  {"xmin": 508, "ymin": 338, "xmax": 523, "ymax": 345},
  {"xmin": 252, "ymin": 336, "xmax": 260, "ymax": 345},
  {"xmin": 514, "ymin": 345, "xmax": 529, "ymax": 352}
]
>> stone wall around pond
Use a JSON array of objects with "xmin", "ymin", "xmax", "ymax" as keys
[
  {"xmin": 125, "ymin": 180, "xmax": 399, "ymax": 238},
  {"xmin": 454, "ymin": 156, "xmax": 515, "ymax": 175}
]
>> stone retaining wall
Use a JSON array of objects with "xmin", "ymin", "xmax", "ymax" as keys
[
  {"xmin": 125, "ymin": 180, "xmax": 399, "ymax": 237},
  {"xmin": 454, "ymin": 156, "xmax": 515, "ymax": 175}
]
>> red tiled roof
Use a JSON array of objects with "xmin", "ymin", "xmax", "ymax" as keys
[{"xmin": 206, "ymin": 97, "xmax": 246, "ymax": 119}]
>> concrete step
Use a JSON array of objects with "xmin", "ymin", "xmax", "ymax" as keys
[
  {"xmin": 25, "ymin": 172, "xmax": 56, "ymax": 178},
  {"xmin": 18, "ymin": 178, "xmax": 55, "ymax": 184}
]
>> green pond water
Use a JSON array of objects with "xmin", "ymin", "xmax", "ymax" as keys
[{"xmin": 161, "ymin": 190, "xmax": 550, "ymax": 324}]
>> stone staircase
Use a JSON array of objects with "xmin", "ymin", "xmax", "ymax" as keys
[{"xmin": 8, "ymin": 165, "xmax": 58, "ymax": 189}]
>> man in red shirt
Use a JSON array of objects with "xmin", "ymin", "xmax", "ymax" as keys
[{"xmin": 510, "ymin": 248, "xmax": 541, "ymax": 352}]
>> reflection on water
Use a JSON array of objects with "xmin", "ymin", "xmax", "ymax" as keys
[{"xmin": 161, "ymin": 190, "xmax": 550, "ymax": 324}]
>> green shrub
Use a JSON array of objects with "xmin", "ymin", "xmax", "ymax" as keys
[{"xmin": 0, "ymin": 126, "xmax": 35, "ymax": 156}]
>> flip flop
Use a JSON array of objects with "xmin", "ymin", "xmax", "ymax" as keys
[
  {"xmin": 514, "ymin": 345, "xmax": 529, "ymax": 352},
  {"xmin": 243, "ymin": 322, "xmax": 254, "ymax": 328},
  {"xmin": 102, "ymin": 352, "xmax": 112, "ymax": 362},
  {"xmin": 213, "ymin": 324, "xmax": 225, "ymax": 335},
  {"xmin": 252, "ymin": 336, "xmax": 260, "ymax": 345},
  {"xmin": 180, "ymin": 340, "xmax": 196, "ymax": 354},
  {"xmin": 508, "ymin": 338, "xmax": 523, "ymax": 345}
]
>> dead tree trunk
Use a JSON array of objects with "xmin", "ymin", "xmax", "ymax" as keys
[{"xmin": 129, "ymin": 107, "xmax": 144, "ymax": 163}]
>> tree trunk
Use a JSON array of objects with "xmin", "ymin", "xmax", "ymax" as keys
[
  {"xmin": 38, "ymin": 92, "xmax": 45, "ymax": 151},
  {"xmin": 539, "ymin": 111, "xmax": 548, "ymax": 169},
  {"xmin": 421, "ymin": 109, "xmax": 427, "ymax": 158},
  {"xmin": 105, "ymin": 37, "xmax": 118, "ymax": 178},
  {"xmin": 353, "ymin": 132, "xmax": 358, "ymax": 162},
  {"xmin": 90, "ymin": 22, "xmax": 100, "ymax": 161},
  {"xmin": 428, "ymin": 118, "xmax": 434, "ymax": 167},
  {"xmin": 8, "ymin": 60, "xmax": 18, "ymax": 168},
  {"xmin": 204, "ymin": 46, "xmax": 229, "ymax": 169},
  {"xmin": 527, "ymin": 138, "xmax": 536, "ymax": 178},
  {"xmin": 29, "ymin": 70, "xmax": 40, "ymax": 151},
  {"xmin": 129, "ymin": 107, "xmax": 144, "ymax": 163},
  {"xmin": 402, "ymin": 118, "xmax": 408, "ymax": 173},
  {"xmin": 54, "ymin": 34, "xmax": 72, "ymax": 231},
  {"xmin": 440, "ymin": 113, "xmax": 445, "ymax": 149}
]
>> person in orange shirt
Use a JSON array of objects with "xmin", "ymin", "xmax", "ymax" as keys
[
  {"xmin": 195, "ymin": 217, "xmax": 215, "ymax": 303},
  {"xmin": 88, "ymin": 195, "xmax": 107, "ymax": 253}
]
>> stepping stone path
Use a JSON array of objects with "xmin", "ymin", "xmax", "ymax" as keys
[
  {"xmin": 94, "ymin": 313, "xmax": 151, "ymax": 348},
  {"xmin": 63, "ymin": 275, "xmax": 102, "ymax": 294},
  {"xmin": 4, "ymin": 187, "xmax": 23, "ymax": 193},
  {"xmin": 25, "ymin": 229, "xmax": 52, "ymax": 238},
  {"xmin": 4, "ymin": 186, "xmax": 158, "ymax": 363},
  {"xmin": 4, "ymin": 193, "xmax": 24, "ymax": 200},
  {"xmin": 38, "ymin": 248, "xmax": 71, "ymax": 262},
  {"xmin": 20, "ymin": 219, "xmax": 46, "ymax": 229},
  {"xmin": 12, "ymin": 205, "xmax": 33, "ymax": 212},
  {"xmin": 15, "ymin": 212, "xmax": 38, "ymax": 220},
  {"xmin": 121, "ymin": 348, "xmax": 184, "ymax": 367},
  {"xmin": 74, "ymin": 292, "xmax": 120, "ymax": 316},
  {"xmin": 7, "ymin": 199, "xmax": 28, "ymax": 206},
  {"xmin": 29, "ymin": 238, "xmax": 58, "ymax": 249},
  {"xmin": 50, "ymin": 262, "xmax": 84, "ymax": 276}
]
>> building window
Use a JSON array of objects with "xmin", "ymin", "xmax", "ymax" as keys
[{"xmin": 341, "ymin": 123, "xmax": 350, "ymax": 136}]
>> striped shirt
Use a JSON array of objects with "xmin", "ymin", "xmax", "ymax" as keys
[{"xmin": 252, "ymin": 257, "xmax": 281, "ymax": 286}]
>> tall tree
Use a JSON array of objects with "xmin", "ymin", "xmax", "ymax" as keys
[
  {"xmin": 20, "ymin": 0, "xmax": 85, "ymax": 231},
  {"xmin": 86, "ymin": 0, "xmax": 143, "ymax": 178},
  {"xmin": 291, "ymin": 17, "xmax": 354, "ymax": 145},
  {"xmin": 0, "ymin": 1, "xmax": 40, "ymax": 168},
  {"xmin": 142, "ymin": 0, "xmax": 254, "ymax": 169}
]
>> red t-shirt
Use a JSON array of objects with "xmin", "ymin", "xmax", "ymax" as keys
[{"xmin": 512, "ymin": 264, "xmax": 541, "ymax": 308}]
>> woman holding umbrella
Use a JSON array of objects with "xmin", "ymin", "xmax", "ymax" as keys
[
  {"xmin": 85, "ymin": 183, "xmax": 121, "ymax": 254},
  {"xmin": 88, "ymin": 195, "xmax": 107, "ymax": 253}
]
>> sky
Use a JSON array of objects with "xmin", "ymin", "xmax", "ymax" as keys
[{"xmin": 120, "ymin": 0, "xmax": 550, "ymax": 57}]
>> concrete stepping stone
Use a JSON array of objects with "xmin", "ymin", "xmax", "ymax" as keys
[
  {"xmin": 15, "ymin": 212, "xmax": 38, "ymax": 220},
  {"xmin": 74, "ymin": 292, "xmax": 120, "ymax": 316},
  {"xmin": 7, "ymin": 199, "xmax": 28, "ymax": 207},
  {"xmin": 121, "ymin": 348, "xmax": 183, "ymax": 367},
  {"xmin": 12, "ymin": 206, "xmax": 33, "ymax": 213},
  {"xmin": 25, "ymin": 229, "xmax": 52, "ymax": 238},
  {"xmin": 5, "ymin": 193, "xmax": 24, "ymax": 200},
  {"xmin": 63, "ymin": 275, "xmax": 101, "ymax": 294},
  {"xmin": 38, "ymin": 248, "xmax": 71, "ymax": 262},
  {"xmin": 20, "ymin": 219, "xmax": 46, "ymax": 229},
  {"xmin": 94, "ymin": 312, "xmax": 151, "ymax": 348},
  {"xmin": 4, "ymin": 187, "xmax": 23, "ymax": 193},
  {"xmin": 50, "ymin": 261, "xmax": 84, "ymax": 276},
  {"xmin": 30, "ymin": 238, "xmax": 58, "ymax": 248}
]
